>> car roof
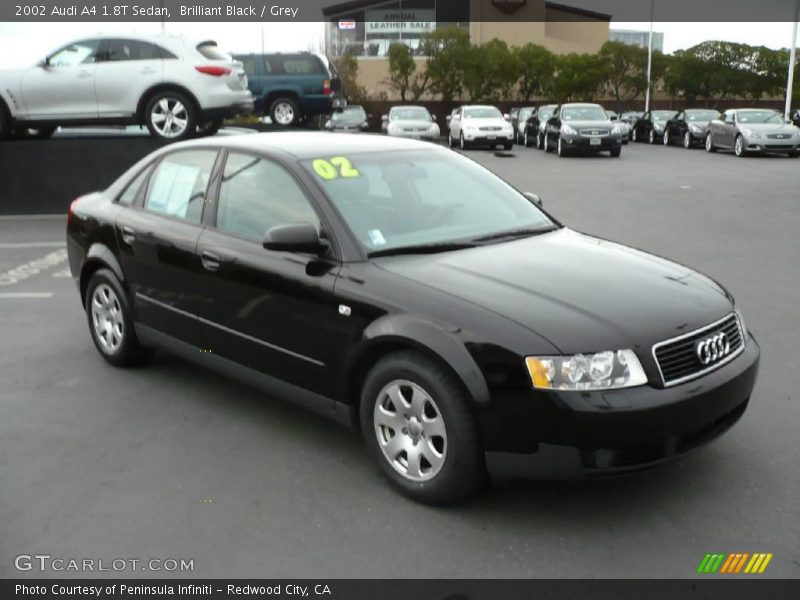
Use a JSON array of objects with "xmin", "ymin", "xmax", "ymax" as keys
[
  {"xmin": 174, "ymin": 132, "xmax": 447, "ymax": 160},
  {"xmin": 390, "ymin": 105, "xmax": 428, "ymax": 111},
  {"xmin": 562, "ymin": 103, "xmax": 603, "ymax": 108}
]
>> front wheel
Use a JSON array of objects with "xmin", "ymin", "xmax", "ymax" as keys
[
  {"xmin": 459, "ymin": 132, "xmax": 468, "ymax": 150},
  {"xmin": 269, "ymin": 97, "xmax": 299, "ymax": 127},
  {"xmin": 536, "ymin": 131, "xmax": 543, "ymax": 150},
  {"xmin": 523, "ymin": 129, "xmax": 530, "ymax": 147},
  {"xmin": 543, "ymin": 133, "xmax": 551, "ymax": 153},
  {"xmin": 145, "ymin": 91, "xmax": 197, "ymax": 141},
  {"xmin": 631, "ymin": 127, "xmax": 638, "ymax": 142},
  {"xmin": 359, "ymin": 351, "xmax": 485, "ymax": 504},
  {"xmin": 705, "ymin": 133, "xmax": 717, "ymax": 152},
  {"xmin": 503, "ymin": 141, "xmax": 513, "ymax": 151},
  {"xmin": 663, "ymin": 130, "xmax": 670, "ymax": 146},
  {"xmin": 788, "ymin": 150, "xmax": 799, "ymax": 158},
  {"xmin": 610, "ymin": 148, "xmax": 621, "ymax": 157},
  {"xmin": 85, "ymin": 269, "xmax": 147, "ymax": 367},
  {"xmin": 648, "ymin": 129, "xmax": 656, "ymax": 144},
  {"xmin": 734, "ymin": 134, "xmax": 746, "ymax": 157},
  {"xmin": 684, "ymin": 131, "xmax": 693, "ymax": 149},
  {"xmin": 557, "ymin": 136, "xmax": 568, "ymax": 157}
]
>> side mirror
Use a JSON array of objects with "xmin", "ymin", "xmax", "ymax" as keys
[
  {"xmin": 609, "ymin": 115, "xmax": 618, "ymax": 121},
  {"xmin": 446, "ymin": 115, "xmax": 452, "ymax": 123},
  {"xmin": 263, "ymin": 223, "xmax": 325, "ymax": 254},
  {"xmin": 367, "ymin": 113, "xmax": 373, "ymax": 120},
  {"xmin": 38, "ymin": 56, "xmax": 50, "ymax": 68},
  {"xmin": 504, "ymin": 113, "xmax": 511, "ymax": 121},
  {"xmin": 524, "ymin": 192, "xmax": 543, "ymax": 208},
  {"xmin": 431, "ymin": 114, "xmax": 437, "ymax": 121},
  {"xmin": 381, "ymin": 114, "xmax": 388, "ymax": 122}
]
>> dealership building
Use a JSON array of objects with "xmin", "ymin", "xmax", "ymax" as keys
[{"xmin": 322, "ymin": 0, "xmax": 611, "ymax": 99}]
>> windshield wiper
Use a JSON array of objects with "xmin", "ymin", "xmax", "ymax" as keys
[
  {"xmin": 367, "ymin": 241, "xmax": 477, "ymax": 258},
  {"xmin": 472, "ymin": 225, "xmax": 558, "ymax": 243}
]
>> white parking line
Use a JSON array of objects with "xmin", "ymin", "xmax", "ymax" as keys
[
  {"xmin": 0, "ymin": 292, "xmax": 53, "ymax": 299},
  {"xmin": 0, "ymin": 242, "xmax": 65, "ymax": 249}
]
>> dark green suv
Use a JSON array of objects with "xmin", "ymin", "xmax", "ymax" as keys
[{"xmin": 233, "ymin": 52, "xmax": 344, "ymax": 127}]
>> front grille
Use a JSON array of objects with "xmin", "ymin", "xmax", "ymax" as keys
[
  {"xmin": 653, "ymin": 313, "xmax": 744, "ymax": 387},
  {"xmin": 580, "ymin": 128, "xmax": 609, "ymax": 136},
  {"xmin": 479, "ymin": 126, "xmax": 502, "ymax": 131},
  {"xmin": 767, "ymin": 133, "xmax": 790, "ymax": 139}
]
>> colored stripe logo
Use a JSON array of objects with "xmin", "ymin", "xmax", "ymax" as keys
[{"xmin": 697, "ymin": 553, "xmax": 773, "ymax": 574}]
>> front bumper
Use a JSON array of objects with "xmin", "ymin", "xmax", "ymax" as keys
[
  {"xmin": 388, "ymin": 129, "xmax": 440, "ymax": 141},
  {"xmin": 562, "ymin": 134, "xmax": 622, "ymax": 151},
  {"xmin": 482, "ymin": 333, "xmax": 760, "ymax": 478},
  {"xmin": 742, "ymin": 137, "xmax": 799, "ymax": 153},
  {"xmin": 463, "ymin": 132, "xmax": 514, "ymax": 146}
]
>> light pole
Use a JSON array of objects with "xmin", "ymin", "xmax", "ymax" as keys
[
  {"xmin": 785, "ymin": 0, "xmax": 799, "ymax": 120},
  {"xmin": 644, "ymin": 0, "xmax": 654, "ymax": 113}
]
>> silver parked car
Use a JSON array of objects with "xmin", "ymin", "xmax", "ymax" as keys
[
  {"xmin": 0, "ymin": 33, "xmax": 254, "ymax": 141},
  {"xmin": 382, "ymin": 105, "xmax": 440, "ymax": 140},
  {"xmin": 706, "ymin": 109, "xmax": 800, "ymax": 157}
]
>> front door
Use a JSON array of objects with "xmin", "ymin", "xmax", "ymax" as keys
[
  {"xmin": 95, "ymin": 39, "xmax": 165, "ymax": 118},
  {"xmin": 20, "ymin": 39, "xmax": 101, "ymax": 120},
  {"xmin": 114, "ymin": 148, "xmax": 220, "ymax": 345},
  {"xmin": 196, "ymin": 151, "xmax": 340, "ymax": 398}
]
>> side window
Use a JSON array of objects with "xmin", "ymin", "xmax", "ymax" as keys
[
  {"xmin": 216, "ymin": 153, "xmax": 320, "ymax": 242},
  {"xmin": 144, "ymin": 150, "xmax": 218, "ymax": 224},
  {"xmin": 118, "ymin": 166, "xmax": 152, "ymax": 205},
  {"xmin": 676, "ymin": 112, "xmax": 685, "ymax": 121},
  {"xmin": 282, "ymin": 57, "xmax": 323, "ymax": 74},
  {"xmin": 262, "ymin": 57, "xmax": 274, "ymax": 74},
  {"xmin": 48, "ymin": 39, "xmax": 101, "ymax": 66},
  {"xmin": 240, "ymin": 57, "xmax": 256, "ymax": 77}
]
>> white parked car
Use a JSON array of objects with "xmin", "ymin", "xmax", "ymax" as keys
[
  {"xmin": 0, "ymin": 34, "xmax": 254, "ymax": 141},
  {"xmin": 381, "ymin": 105, "xmax": 440, "ymax": 140},
  {"xmin": 448, "ymin": 105, "xmax": 514, "ymax": 150}
]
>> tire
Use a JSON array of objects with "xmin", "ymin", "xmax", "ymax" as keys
[
  {"xmin": 359, "ymin": 351, "xmax": 485, "ymax": 504},
  {"xmin": 543, "ymin": 133, "xmax": 551, "ymax": 153},
  {"xmin": 684, "ymin": 131, "xmax": 693, "ymax": 149},
  {"xmin": 85, "ymin": 269, "xmax": 147, "ymax": 367},
  {"xmin": 705, "ymin": 133, "xmax": 717, "ymax": 153},
  {"xmin": 269, "ymin": 97, "xmax": 299, "ymax": 127},
  {"xmin": 503, "ymin": 141, "xmax": 513, "ymax": 151},
  {"xmin": 663, "ymin": 130, "xmax": 670, "ymax": 146},
  {"xmin": 198, "ymin": 117, "xmax": 223, "ymax": 137},
  {"xmin": 610, "ymin": 148, "xmax": 621, "ymax": 158},
  {"xmin": 734, "ymin": 134, "xmax": 746, "ymax": 157},
  {"xmin": 448, "ymin": 131, "xmax": 455, "ymax": 148},
  {"xmin": 144, "ymin": 91, "xmax": 197, "ymax": 141},
  {"xmin": 523, "ymin": 129, "xmax": 530, "ymax": 147},
  {"xmin": 0, "ymin": 105, "xmax": 10, "ymax": 140},
  {"xmin": 557, "ymin": 136, "xmax": 568, "ymax": 157},
  {"xmin": 536, "ymin": 131, "xmax": 543, "ymax": 150},
  {"xmin": 631, "ymin": 127, "xmax": 638, "ymax": 142},
  {"xmin": 459, "ymin": 132, "xmax": 468, "ymax": 150},
  {"xmin": 648, "ymin": 129, "xmax": 656, "ymax": 144},
  {"xmin": 788, "ymin": 151, "xmax": 799, "ymax": 158}
]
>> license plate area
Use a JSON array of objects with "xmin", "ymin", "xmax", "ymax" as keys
[{"xmin": 590, "ymin": 138, "xmax": 601, "ymax": 146}]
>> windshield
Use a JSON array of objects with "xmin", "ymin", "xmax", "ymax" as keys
[
  {"xmin": 302, "ymin": 150, "xmax": 554, "ymax": 254},
  {"xmin": 539, "ymin": 107, "xmax": 556, "ymax": 120},
  {"xmin": 686, "ymin": 110, "xmax": 719, "ymax": 122},
  {"xmin": 652, "ymin": 111, "xmax": 676, "ymax": 122},
  {"xmin": 561, "ymin": 106, "xmax": 607, "ymax": 121},
  {"xmin": 332, "ymin": 107, "xmax": 366, "ymax": 121},
  {"xmin": 390, "ymin": 108, "xmax": 431, "ymax": 121},
  {"xmin": 518, "ymin": 108, "xmax": 533, "ymax": 120},
  {"xmin": 737, "ymin": 110, "xmax": 783, "ymax": 124},
  {"xmin": 463, "ymin": 107, "xmax": 502, "ymax": 119}
]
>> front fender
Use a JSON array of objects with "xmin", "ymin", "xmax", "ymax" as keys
[{"xmin": 343, "ymin": 314, "xmax": 491, "ymax": 407}]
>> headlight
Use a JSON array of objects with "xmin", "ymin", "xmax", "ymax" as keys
[
  {"xmin": 735, "ymin": 309, "xmax": 748, "ymax": 342},
  {"xmin": 430, "ymin": 123, "xmax": 440, "ymax": 134},
  {"xmin": 688, "ymin": 124, "xmax": 702, "ymax": 134},
  {"xmin": 562, "ymin": 124, "xmax": 577, "ymax": 135},
  {"xmin": 525, "ymin": 350, "xmax": 648, "ymax": 391},
  {"xmin": 741, "ymin": 128, "xmax": 760, "ymax": 138},
  {"xmin": 611, "ymin": 124, "xmax": 622, "ymax": 135}
]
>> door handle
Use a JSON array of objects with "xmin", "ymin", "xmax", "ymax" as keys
[
  {"xmin": 200, "ymin": 250, "xmax": 234, "ymax": 271},
  {"xmin": 121, "ymin": 226, "xmax": 136, "ymax": 245},
  {"xmin": 141, "ymin": 67, "xmax": 156, "ymax": 75}
]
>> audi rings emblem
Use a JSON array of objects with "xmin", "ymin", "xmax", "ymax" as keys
[{"xmin": 695, "ymin": 332, "xmax": 730, "ymax": 365}]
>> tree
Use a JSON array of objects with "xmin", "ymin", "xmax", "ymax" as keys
[
  {"xmin": 385, "ymin": 43, "xmax": 416, "ymax": 102},
  {"xmin": 599, "ymin": 41, "xmax": 647, "ymax": 111},
  {"xmin": 550, "ymin": 53, "xmax": 605, "ymax": 102},
  {"xmin": 417, "ymin": 26, "xmax": 471, "ymax": 102},
  {"xmin": 333, "ymin": 53, "xmax": 368, "ymax": 104},
  {"xmin": 462, "ymin": 39, "xmax": 518, "ymax": 102},
  {"xmin": 514, "ymin": 43, "xmax": 556, "ymax": 101}
]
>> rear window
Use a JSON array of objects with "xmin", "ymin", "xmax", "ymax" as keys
[{"xmin": 197, "ymin": 43, "xmax": 231, "ymax": 61}]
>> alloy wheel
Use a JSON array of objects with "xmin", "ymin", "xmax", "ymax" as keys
[
  {"xmin": 273, "ymin": 101, "xmax": 295, "ymax": 126},
  {"xmin": 91, "ymin": 283, "xmax": 124, "ymax": 353},
  {"xmin": 524, "ymin": 130, "xmax": 528, "ymax": 146},
  {"xmin": 631, "ymin": 128, "xmax": 637, "ymax": 142},
  {"xmin": 684, "ymin": 132, "xmax": 692, "ymax": 149},
  {"xmin": 735, "ymin": 135, "xmax": 744, "ymax": 157},
  {"xmin": 373, "ymin": 379, "xmax": 447, "ymax": 482},
  {"xmin": 649, "ymin": 129, "xmax": 655, "ymax": 144},
  {"xmin": 706, "ymin": 134, "xmax": 714, "ymax": 152},
  {"xmin": 150, "ymin": 97, "xmax": 189, "ymax": 139},
  {"xmin": 663, "ymin": 131, "xmax": 670, "ymax": 146},
  {"xmin": 460, "ymin": 132, "xmax": 465, "ymax": 150}
]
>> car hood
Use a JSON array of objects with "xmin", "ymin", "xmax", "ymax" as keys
[
  {"xmin": 563, "ymin": 120, "xmax": 614, "ymax": 130},
  {"xmin": 331, "ymin": 118, "xmax": 365, "ymax": 127},
  {"xmin": 461, "ymin": 118, "xmax": 509, "ymax": 128},
  {"xmin": 687, "ymin": 121, "xmax": 711, "ymax": 131},
  {"xmin": 739, "ymin": 122, "xmax": 798, "ymax": 134},
  {"xmin": 374, "ymin": 228, "xmax": 734, "ymax": 355}
]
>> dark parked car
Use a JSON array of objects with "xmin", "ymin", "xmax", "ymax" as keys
[
  {"xmin": 544, "ymin": 103, "xmax": 623, "ymax": 157},
  {"xmin": 67, "ymin": 133, "xmax": 759, "ymax": 503},
  {"xmin": 510, "ymin": 106, "xmax": 535, "ymax": 144},
  {"xmin": 523, "ymin": 104, "xmax": 557, "ymax": 148},
  {"xmin": 662, "ymin": 109, "xmax": 721, "ymax": 148},
  {"xmin": 631, "ymin": 110, "xmax": 677, "ymax": 144},
  {"xmin": 324, "ymin": 105, "xmax": 370, "ymax": 132},
  {"xmin": 790, "ymin": 109, "xmax": 800, "ymax": 128},
  {"xmin": 233, "ymin": 52, "xmax": 343, "ymax": 127}
]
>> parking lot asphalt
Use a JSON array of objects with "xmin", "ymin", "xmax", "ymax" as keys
[{"xmin": 1, "ymin": 139, "xmax": 798, "ymax": 579}]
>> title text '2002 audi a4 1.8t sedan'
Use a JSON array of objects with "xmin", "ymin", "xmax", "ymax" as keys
[{"xmin": 67, "ymin": 133, "xmax": 760, "ymax": 503}]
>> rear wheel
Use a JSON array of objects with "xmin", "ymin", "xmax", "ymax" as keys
[
  {"xmin": 269, "ymin": 97, "xmax": 299, "ymax": 127},
  {"xmin": 85, "ymin": 269, "xmax": 147, "ymax": 367},
  {"xmin": 145, "ymin": 91, "xmax": 196, "ymax": 141},
  {"xmin": 360, "ymin": 351, "xmax": 485, "ymax": 504}
]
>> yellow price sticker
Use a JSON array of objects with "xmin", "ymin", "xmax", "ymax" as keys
[{"xmin": 312, "ymin": 156, "xmax": 360, "ymax": 180}]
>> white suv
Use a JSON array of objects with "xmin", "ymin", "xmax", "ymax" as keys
[
  {"xmin": 0, "ymin": 34, "xmax": 254, "ymax": 141},
  {"xmin": 447, "ymin": 105, "xmax": 514, "ymax": 150}
]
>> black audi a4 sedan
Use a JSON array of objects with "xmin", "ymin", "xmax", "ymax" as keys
[{"xmin": 67, "ymin": 133, "xmax": 759, "ymax": 503}]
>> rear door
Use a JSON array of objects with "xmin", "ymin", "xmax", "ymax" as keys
[
  {"xmin": 114, "ymin": 148, "xmax": 221, "ymax": 345},
  {"xmin": 94, "ymin": 39, "xmax": 166, "ymax": 118},
  {"xmin": 20, "ymin": 39, "xmax": 101, "ymax": 120},
  {"xmin": 195, "ymin": 150, "xmax": 340, "ymax": 398}
]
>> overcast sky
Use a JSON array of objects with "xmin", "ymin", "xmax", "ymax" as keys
[{"xmin": 0, "ymin": 21, "xmax": 795, "ymax": 68}]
